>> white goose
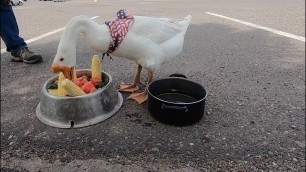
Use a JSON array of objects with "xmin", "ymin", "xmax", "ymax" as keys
[{"xmin": 51, "ymin": 10, "xmax": 192, "ymax": 104}]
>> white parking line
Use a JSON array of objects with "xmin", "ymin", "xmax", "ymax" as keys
[
  {"xmin": 1, "ymin": 16, "xmax": 100, "ymax": 54},
  {"xmin": 206, "ymin": 12, "xmax": 305, "ymax": 42},
  {"xmin": 13, "ymin": 6, "xmax": 37, "ymax": 10}
]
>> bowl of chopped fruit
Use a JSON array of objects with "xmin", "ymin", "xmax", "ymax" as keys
[{"xmin": 36, "ymin": 56, "xmax": 123, "ymax": 128}]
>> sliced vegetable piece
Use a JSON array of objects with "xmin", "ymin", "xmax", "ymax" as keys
[
  {"xmin": 61, "ymin": 79, "xmax": 86, "ymax": 96},
  {"xmin": 48, "ymin": 89, "xmax": 63, "ymax": 96},
  {"xmin": 91, "ymin": 77, "xmax": 102, "ymax": 85},
  {"xmin": 72, "ymin": 66, "xmax": 77, "ymax": 82},
  {"xmin": 90, "ymin": 87, "xmax": 97, "ymax": 93},
  {"xmin": 48, "ymin": 82, "xmax": 58, "ymax": 89},
  {"xmin": 58, "ymin": 72, "xmax": 67, "ymax": 96},
  {"xmin": 81, "ymin": 81, "xmax": 95, "ymax": 94},
  {"xmin": 91, "ymin": 55, "xmax": 102, "ymax": 80}
]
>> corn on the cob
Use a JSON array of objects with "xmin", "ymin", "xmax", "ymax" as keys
[
  {"xmin": 48, "ymin": 89, "xmax": 63, "ymax": 96},
  {"xmin": 61, "ymin": 79, "xmax": 86, "ymax": 96},
  {"xmin": 91, "ymin": 55, "xmax": 102, "ymax": 80},
  {"xmin": 57, "ymin": 72, "xmax": 67, "ymax": 96}
]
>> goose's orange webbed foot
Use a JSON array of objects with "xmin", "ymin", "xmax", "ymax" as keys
[
  {"xmin": 119, "ymin": 65, "xmax": 142, "ymax": 93},
  {"xmin": 119, "ymin": 82, "xmax": 140, "ymax": 92},
  {"xmin": 127, "ymin": 90, "xmax": 148, "ymax": 104}
]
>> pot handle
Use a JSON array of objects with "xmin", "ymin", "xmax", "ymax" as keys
[
  {"xmin": 169, "ymin": 73, "xmax": 187, "ymax": 79},
  {"xmin": 162, "ymin": 103, "xmax": 188, "ymax": 112}
]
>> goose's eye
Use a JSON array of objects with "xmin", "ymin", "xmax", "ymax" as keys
[{"xmin": 60, "ymin": 58, "xmax": 64, "ymax": 62}]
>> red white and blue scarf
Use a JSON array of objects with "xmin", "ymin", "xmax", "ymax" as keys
[{"xmin": 103, "ymin": 9, "xmax": 134, "ymax": 59}]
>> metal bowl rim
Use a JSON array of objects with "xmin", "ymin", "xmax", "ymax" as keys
[{"xmin": 42, "ymin": 69, "xmax": 112, "ymax": 100}]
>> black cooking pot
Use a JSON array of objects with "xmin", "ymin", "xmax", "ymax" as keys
[{"xmin": 147, "ymin": 74, "xmax": 207, "ymax": 126}]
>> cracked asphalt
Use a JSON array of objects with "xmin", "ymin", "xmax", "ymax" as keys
[{"xmin": 1, "ymin": 0, "xmax": 305, "ymax": 171}]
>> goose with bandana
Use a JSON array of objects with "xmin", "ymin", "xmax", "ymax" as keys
[{"xmin": 52, "ymin": 10, "xmax": 192, "ymax": 104}]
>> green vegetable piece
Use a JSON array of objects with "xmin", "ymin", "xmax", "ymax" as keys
[
  {"xmin": 95, "ymin": 76, "xmax": 109, "ymax": 88},
  {"xmin": 48, "ymin": 82, "xmax": 58, "ymax": 89},
  {"xmin": 95, "ymin": 82, "xmax": 106, "ymax": 88},
  {"xmin": 86, "ymin": 75, "xmax": 92, "ymax": 81}
]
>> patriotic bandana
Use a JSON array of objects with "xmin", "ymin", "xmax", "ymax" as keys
[{"xmin": 103, "ymin": 9, "xmax": 134, "ymax": 59}]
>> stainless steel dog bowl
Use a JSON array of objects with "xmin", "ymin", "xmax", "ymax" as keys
[{"xmin": 36, "ymin": 69, "xmax": 123, "ymax": 128}]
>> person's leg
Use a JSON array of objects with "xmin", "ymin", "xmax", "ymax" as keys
[
  {"xmin": 0, "ymin": 1, "xmax": 42, "ymax": 63},
  {"xmin": 0, "ymin": 1, "xmax": 27, "ymax": 52}
]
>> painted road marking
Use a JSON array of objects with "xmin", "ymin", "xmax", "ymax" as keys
[
  {"xmin": 13, "ymin": 6, "xmax": 37, "ymax": 10},
  {"xmin": 1, "ymin": 16, "xmax": 100, "ymax": 54},
  {"xmin": 206, "ymin": 12, "xmax": 305, "ymax": 42}
]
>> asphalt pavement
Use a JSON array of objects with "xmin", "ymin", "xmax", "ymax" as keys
[{"xmin": 1, "ymin": 0, "xmax": 305, "ymax": 171}]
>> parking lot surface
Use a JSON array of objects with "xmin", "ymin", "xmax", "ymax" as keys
[{"xmin": 1, "ymin": 0, "xmax": 305, "ymax": 171}]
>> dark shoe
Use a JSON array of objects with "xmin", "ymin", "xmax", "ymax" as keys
[{"xmin": 11, "ymin": 48, "xmax": 42, "ymax": 64}]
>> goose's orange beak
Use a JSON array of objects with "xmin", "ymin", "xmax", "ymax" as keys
[{"xmin": 51, "ymin": 63, "xmax": 74, "ymax": 80}]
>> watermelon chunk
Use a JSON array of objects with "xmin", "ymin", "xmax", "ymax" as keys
[
  {"xmin": 74, "ymin": 80, "xmax": 82, "ymax": 87},
  {"xmin": 91, "ymin": 77, "xmax": 102, "ymax": 85},
  {"xmin": 90, "ymin": 87, "xmax": 97, "ymax": 93},
  {"xmin": 75, "ymin": 77, "xmax": 88, "ymax": 87},
  {"xmin": 81, "ymin": 81, "xmax": 95, "ymax": 94}
]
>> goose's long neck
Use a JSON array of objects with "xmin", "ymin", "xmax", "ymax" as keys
[{"xmin": 57, "ymin": 16, "xmax": 110, "ymax": 62}]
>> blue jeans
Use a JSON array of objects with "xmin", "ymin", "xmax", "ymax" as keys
[{"xmin": 0, "ymin": 1, "xmax": 27, "ymax": 53}]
